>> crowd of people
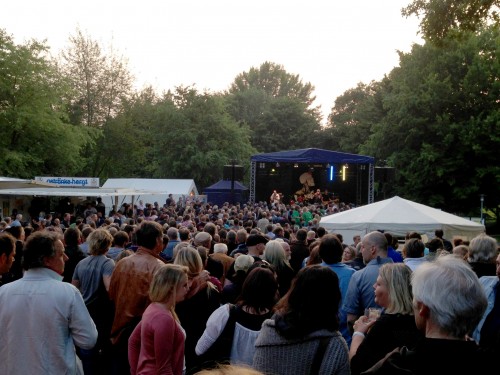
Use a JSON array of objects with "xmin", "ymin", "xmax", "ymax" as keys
[{"xmin": 0, "ymin": 197, "xmax": 499, "ymax": 375}]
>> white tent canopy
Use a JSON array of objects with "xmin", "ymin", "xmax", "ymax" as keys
[
  {"xmin": 102, "ymin": 178, "xmax": 198, "ymax": 196},
  {"xmin": 0, "ymin": 177, "xmax": 56, "ymax": 189},
  {"xmin": 101, "ymin": 178, "xmax": 199, "ymax": 211},
  {"xmin": 0, "ymin": 187, "xmax": 163, "ymax": 197},
  {"xmin": 319, "ymin": 196, "xmax": 485, "ymax": 242}
]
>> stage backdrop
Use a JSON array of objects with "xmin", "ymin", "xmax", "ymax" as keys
[{"xmin": 249, "ymin": 148, "xmax": 375, "ymax": 205}]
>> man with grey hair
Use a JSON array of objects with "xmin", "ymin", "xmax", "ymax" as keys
[
  {"xmin": 194, "ymin": 231, "xmax": 223, "ymax": 281},
  {"xmin": 229, "ymin": 228, "xmax": 249, "ymax": 257},
  {"xmin": 0, "ymin": 231, "xmax": 97, "ymax": 374},
  {"xmin": 343, "ymin": 231, "xmax": 393, "ymax": 334},
  {"xmin": 210, "ymin": 243, "xmax": 234, "ymax": 285},
  {"xmin": 160, "ymin": 226, "xmax": 180, "ymax": 261},
  {"xmin": 364, "ymin": 255, "xmax": 493, "ymax": 373}
]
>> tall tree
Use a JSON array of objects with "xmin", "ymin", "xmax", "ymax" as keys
[
  {"xmin": 59, "ymin": 28, "xmax": 133, "ymax": 176},
  {"xmin": 0, "ymin": 29, "xmax": 91, "ymax": 178},
  {"xmin": 226, "ymin": 62, "xmax": 322, "ymax": 152},
  {"xmin": 402, "ymin": 0, "xmax": 500, "ymax": 43},
  {"xmin": 152, "ymin": 87, "xmax": 256, "ymax": 189},
  {"xmin": 364, "ymin": 26, "xmax": 500, "ymax": 216},
  {"xmin": 322, "ymin": 81, "xmax": 387, "ymax": 154},
  {"xmin": 60, "ymin": 28, "xmax": 133, "ymax": 128},
  {"xmin": 97, "ymin": 86, "xmax": 161, "ymax": 179}
]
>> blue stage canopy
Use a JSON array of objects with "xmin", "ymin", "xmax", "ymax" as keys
[{"xmin": 251, "ymin": 148, "xmax": 374, "ymax": 164}]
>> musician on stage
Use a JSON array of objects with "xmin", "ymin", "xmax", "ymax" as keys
[{"xmin": 270, "ymin": 190, "xmax": 281, "ymax": 206}]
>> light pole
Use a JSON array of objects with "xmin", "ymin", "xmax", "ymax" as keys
[{"xmin": 480, "ymin": 194, "xmax": 485, "ymax": 225}]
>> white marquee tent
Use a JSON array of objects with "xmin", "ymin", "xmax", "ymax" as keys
[
  {"xmin": 319, "ymin": 196, "xmax": 485, "ymax": 242},
  {"xmin": 101, "ymin": 178, "xmax": 199, "ymax": 211}
]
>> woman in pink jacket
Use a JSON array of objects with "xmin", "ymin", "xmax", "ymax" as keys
[{"xmin": 128, "ymin": 264, "xmax": 190, "ymax": 375}]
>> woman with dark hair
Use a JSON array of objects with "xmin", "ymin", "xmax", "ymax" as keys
[
  {"xmin": 253, "ymin": 265, "xmax": 350, "ymax": 375},
  {"xmin": 62, "ymin": 226, "xmax": 87, "ymax": 283},
  {"xmin": 196, "ymin": 266, "xmax": 279, "ymax": 368}
]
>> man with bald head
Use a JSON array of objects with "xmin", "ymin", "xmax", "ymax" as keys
[{"xmin": 342, "ymin": 231, "xmax": 393, "ymax": 334}]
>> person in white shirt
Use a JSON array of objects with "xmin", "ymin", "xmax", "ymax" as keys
[{"xmin": 0, "ymin": 231, "xmax": 97, "ymax": 375}]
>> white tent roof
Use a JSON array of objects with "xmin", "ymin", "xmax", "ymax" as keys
[
  {"xmin": 0, "ymin": 187, "xmax": 164, "ymax": 197},
  {"xmin": 102, "ymin": 178, "xmax": 199, "ymax": 196},
  {"xmin": 0, "ymin": 177, "xmax": 57, "ymax": 189},
  {"xmin": 319, "ymin": 196, "xmax": 485, "ymax": 241}
]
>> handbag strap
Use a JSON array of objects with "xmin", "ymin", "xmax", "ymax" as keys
[{"xmin": 310, "ymin": 336, "xmax": 331, "ymax": 374}]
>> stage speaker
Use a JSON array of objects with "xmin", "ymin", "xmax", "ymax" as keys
[{"xmin": 223, "ymin": 165, "xmax": 244, "ymax": 181}]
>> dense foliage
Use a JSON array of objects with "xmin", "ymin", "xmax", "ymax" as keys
[{"xmin": 0, "ymin": 5, "xmax": 498, "ymax": 224}]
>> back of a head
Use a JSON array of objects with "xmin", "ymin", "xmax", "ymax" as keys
[
  {"xmin": 194, "ymin": 231, "xmax": 212, "ymax": 247},
  {"xmin": 23, "ymin": 231, "xmax": 60, "ymax": 271},
  {"xmin": 81, "ymin": 226, "xmax": 94, "ymax": 240},
  {"xmin": 412, "ymin": 255, "xmax": 487, "ymax": 338},
  {"xmin": 179, "ymin": 227, "xmax": 190, "ymax": 241},
  {"xmin": 64, "ymin": 227, "xmax": 81, "ymax": 247},
  {"xmin": 0, "ymin": 232, "xmax": 16, "ymax": 257},
  {"xmin": 236, "ymin": 228, "xmax": 248, "ymax": 244},
  {"xmin": 226, "ymin": 230, "xmax": 237, "ymax": 243},
  {"xmin": 452, "ymin": 245, "xmax": 469, "ymax": 260},
  {"xmin": 263, "ymin": 240, "xmax": 287, "ymax": 268},
  {"xmin": 88, "ymin": 228, "xmax": 113, "ymax": 256},
  {"xmin": 136, "ymin": 221, "xmax": 163, "ymax": 250},
  {"xmin": 365, "ymin": 231, "xmax": 388, "ymax": 255},
  {"xmin": 238, "ymin": 266, "xmax": 278, "ymax": 313},
  {"xmin": 113, "ymin": 231, "xmax": 129, "ymax": 247},
  {"xmin": 404, "ymin": 238, "xmax": 425, "ymax": 258},
  {"xmin": 318, "ymin": 234, "xmax": 343, "ymax": 264},
  {"xmin": 275, "ymin": 265, "xmax": 340, "ymax": 337},
  {"xmin": 174, "ymin": 245, "xmax": 203, "ymax": 276},
  {"xmin": 427, "ymin": 238, "xmax": 444, "ymax": 253},
  {"xmin": 435, "ymin": 229, "xmax": 444, "ymax": 238},
  {"xmin": 213, "ymin": 243, "xmax": 228, "ymax": 254},
  {"xmin": 407, "ymin": 231, "xmax": 422, "ymax": 240},
  {"xmin": 233, "ymin": 254, "xmax": 254, "ymax": 274},
  {"xmin": 167, "ymin": 227, "xmax": 179, "ymax": 240},
  {"xmin": 204, "ymin": 222, "xmax": 217, "ymax": 237},
  {"xmin": 468, "ymin": 233, "xmax": 498, "ymax": 263},
  {"xmin": 296, "ymin": 228, "xmax": 307, "ymax": 242},
  {"xmin": 316, "ymin": 227, "xmax": 326, "ymax": 238},
  {"xmin": 5, "ymin": 225, "xmax": 24, "ymax": 240},
  {"xmin": 194, "ymin": 364, "xmax": 264, "ymax": 375}
]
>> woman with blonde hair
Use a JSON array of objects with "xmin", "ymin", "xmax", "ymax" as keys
[
  {"xmin": 174, "ymin": 246, "xmax": 221, "ymax": 374},
  {"xmin": 263, "ymin": 240, "xmax": 295, "ymax": 297},
  {"xmin": 128, "ymin": 264, "xmax": 190, "ymax": 375},
  {"xmin": 72, "ymin": 228, "xmax": 115, "ymax": 374},
  {"xmin": 349, "ymin": 263, "xmax": 422, "ymax": 375}
]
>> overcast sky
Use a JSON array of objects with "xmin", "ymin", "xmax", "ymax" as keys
[{"xmin": 1, "ymin": 0, "xmax": 423, "ymax": 123}]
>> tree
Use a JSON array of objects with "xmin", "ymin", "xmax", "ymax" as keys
[
  {"xmin": 226, "ymin": 62, "xmax": 322, "ymax": 152},
  {"xmin": 96, "ymin": 86, "xmax": 162, "ymax": 179},
  {"xmin": 321, "ymin": 81, "xmax": 387, "ymax": 154},
  {"xmin": 0, "ymin": 29, "xmax": 91, "ymax": 178},
  {"xmin": 402, "ymin": 0, "xmax": 500, "ymax": 43},
  {"xmin": 151, "ymin": 87, "xmax": 256, "ymax": 189},
  {"xmin": 59, "ymin": 28, "xmax": 134, "ymax": 176},
  {"xmin": 60, "ymin": 28, "xmax": 133, "ymax": 128},
  {"xmin": 364, "ymin": 26, "xmax": 500, "ymax": 217}
]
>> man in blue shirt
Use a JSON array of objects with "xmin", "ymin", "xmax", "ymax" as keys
[
  {"xmin": 319, "ymin": 234, "xmax": 355, "ymax": 346},
  {"xmin": 343, "ymin": 231, "xmax": 393, "ymax": 335}
]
